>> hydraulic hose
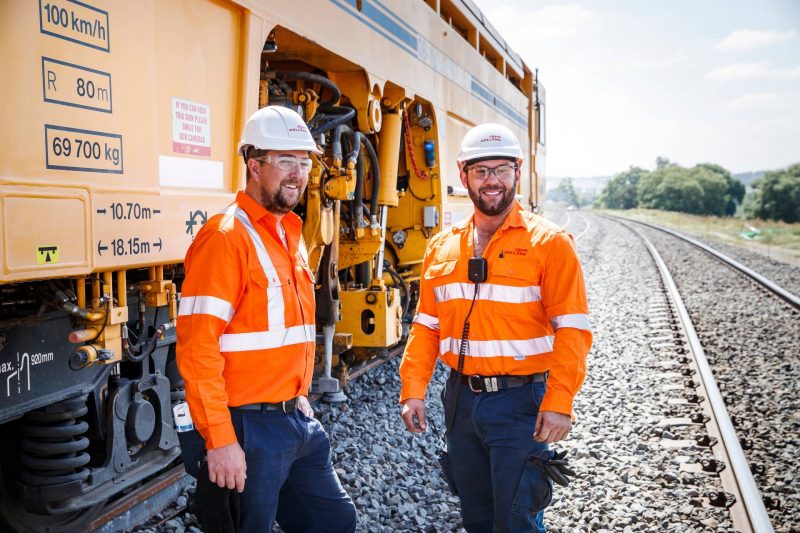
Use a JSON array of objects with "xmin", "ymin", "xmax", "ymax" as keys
[
  {"xmin": 357, "ymin": 132, "xmax": 381, "ymax": 219},
  {"xmin": 332, "ymin": 124, "xmax": 360, "ymax": 166},
  {"xmin": 125, "ymin": 322, "xmax": 173, "ymax": 363},
  {"xmin": 310, "ymin": 106, "xmax": 356, "ymax": 137},
  {"xmin": 353, "ymin": 148, "xmax": 366, "ymax": 229},
  {"xmin": 384, "ymin": 262, "xmax": 411, "ymax": 321},
  {"xmin": 275, "ymin": 71, "xmax": 341, "ymax": 108}
]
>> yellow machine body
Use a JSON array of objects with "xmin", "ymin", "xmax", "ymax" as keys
[{"xmin": 0, "ymin": 1, "xmax": 545, "ymax": 527}]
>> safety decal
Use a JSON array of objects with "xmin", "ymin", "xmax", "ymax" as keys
[
  {"xmin": 36, "ymin": 245, "xmax": 59, "ymax": 265},
  {"xmin": 172, "ymin": 98, "xmax": 211, "ymax": 156}
]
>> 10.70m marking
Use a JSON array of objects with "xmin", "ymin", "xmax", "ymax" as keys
[{"xmin": 110, "ymin": 202, "xmax": 152, "ymax": 220}]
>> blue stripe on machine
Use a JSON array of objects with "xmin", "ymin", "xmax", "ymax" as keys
[
  {"xmin": 331, "ymin": 0, "xmax": 417, "ymax": 54},
  {"xmin": 329, "ymin": 0, "xmax": 527, "ymax": 128}
]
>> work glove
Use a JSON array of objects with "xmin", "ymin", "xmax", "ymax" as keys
[
  {"xmin": 190, "ymin": 465, "xmax": 241, "ymax": 533},
  {"xmin": 534, "ymin": 449, "xmax": 577, "ymax": 487}
]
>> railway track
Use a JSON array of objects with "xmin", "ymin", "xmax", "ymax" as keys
[
  {"xmin": 604, "ymin": 212, "xmax": 800, "ymax": 532},
  {"xmin": 610, "ymin": 216, "xmax": 799, "ymax": 310},
  {"xmin": 86, "ymin": 211, "xmax": 795, "ymax": 532},
  {"xmin": 620, "ymin": 219, "xmax": 774, "ymax": 532}
]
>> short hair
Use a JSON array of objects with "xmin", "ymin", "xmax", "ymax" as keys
[{"xmin": 243, "ymin": 146, "xmax": 270, "ymax": 181}]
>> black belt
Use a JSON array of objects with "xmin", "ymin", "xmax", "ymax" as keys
[
  {"xmin": 232, "ymin": 397, "xmax": 298, "ymax": 414},
  {"xmin": 454, "ymin": 372, "xmax": 548, "ymax": 393}
]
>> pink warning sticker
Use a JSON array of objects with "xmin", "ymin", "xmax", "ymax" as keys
[{"xmin": 172, "ymin": 97, "xmax": 211, "ymax": 156}]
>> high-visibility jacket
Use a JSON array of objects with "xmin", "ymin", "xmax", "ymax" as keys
[
  {"xmin": 400, "ymin": 201, "xmax": 592, "ymax": 415},
  {"xmin": 177, "ymin": 191, "xmax": 316, "ymax": 449}
]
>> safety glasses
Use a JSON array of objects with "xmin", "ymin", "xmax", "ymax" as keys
[
  {"xmin": 467, "ymin": 164, "xmax": 518, "ymax": 181},
  {"xmin": 256, "ymin": 155, "xmax": 313, "ymax": 174}
]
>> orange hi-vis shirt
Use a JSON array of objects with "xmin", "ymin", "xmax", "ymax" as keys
[
  {"xmin": 400, "ymin": 201, "xmax": 592, "ymax": 415},
  {"xmin": 177, "ymin": 191, "xmax": 316, "ymax": 449}
]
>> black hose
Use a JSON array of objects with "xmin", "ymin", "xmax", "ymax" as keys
[
  {"xmin": 357, "ymin": 132, "xmax": 381, "ymax": 219},
  {"xmin": 125, "ymin": 323, "xmax": 167, "ymax": 363},
  {"xmin": 332, "ymin": 124, "xmax": 360, "ymax": 166},
  {"xmin": 310, "ymin": 106, "xmax": 356, "ymax": 137},
  {"xmin": 353, "ymin": 148, "xmax": 365, "ymax": 229},
  {"xmin": 384, "ymin": 262, "xmax": 411, "ymax": 321},
  {"xmin": 275, "ymin": 71, "xmax": 341, "ymax": 108}
]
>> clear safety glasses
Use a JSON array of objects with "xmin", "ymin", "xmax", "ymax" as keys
[
  {"xmin": 467, "ymin": 164, "xmax": 518, "ymax": 181},
  {"xmin": 256, "ymin": 155, "xmax": 314, "ymax": 174}
]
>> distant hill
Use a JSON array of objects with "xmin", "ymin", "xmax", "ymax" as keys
[
  {"xmin": 546, "ymin": 175, "xmax": 611, "ymax": 193},
  {"xmin": 733, "ymin": 171, "xmax": 765, "ymax": 186},
  {"xmin": 548, "ymin": 171, "xmax": 765, "ymax": 192}
]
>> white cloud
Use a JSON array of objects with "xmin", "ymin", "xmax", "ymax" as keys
[
  {"xmin": 484, "ymin": 3, "xmax": 596, "ymax": 42},
  {"xmin": 715, "ymin": 29, "xmax": 796, "ymax": 51},
  {"xmin": 706, "ymin": 62, "xmax": 800, "ymax": 81},
  {"xmin": 719, "ymin": 91, "xmax": 800, "ymax": 112}
]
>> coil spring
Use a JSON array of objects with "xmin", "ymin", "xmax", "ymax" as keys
[{"xmin": 18, "ymin": 397, "xmax": 91, "ymax": 487}]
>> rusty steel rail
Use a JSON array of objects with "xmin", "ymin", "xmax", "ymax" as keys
[
  {"xmin": 616, "ymin": 218, "xmax": 774, "ymax": 533},
  {"xmin": 91, "ymin": 465, "xmax": 191, "ymax": 532}
]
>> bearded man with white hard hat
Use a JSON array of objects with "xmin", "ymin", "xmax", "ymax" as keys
[
  {"xmin": 400, "ymin": 123, "xmax": 592, "ymax": 532},
  {"xmin": 177, "ymin": 106, "xmax": 356, "ymax": 532}
]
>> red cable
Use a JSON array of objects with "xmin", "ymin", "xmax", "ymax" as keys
[{"xmin": 403, "ymin": 111, "xmax": 430, "ymax": 180}]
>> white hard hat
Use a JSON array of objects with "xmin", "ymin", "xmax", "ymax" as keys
[
  {"xmin": 457, "ymin": 122, "xmax": 523, "ymax": 164},
  {"xmin": 237, "ymin": 105, "xmax": 322, "ymax": 155}
]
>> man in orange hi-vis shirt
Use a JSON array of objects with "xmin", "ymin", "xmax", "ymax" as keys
[
  {"xmin": 400, "ymin": 123, "xmax": 591, "ymax": 532},
  {"xmin": 177, "ymin": 106, "xmax": 356, "ymax": 532}
]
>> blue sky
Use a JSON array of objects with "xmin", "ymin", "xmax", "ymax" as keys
[{"xmin": 472, "ymin": 0, "xmax": 800, "ymax": 178}]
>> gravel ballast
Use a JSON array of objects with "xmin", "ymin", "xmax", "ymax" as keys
[{"xmin": 138, "ymin": 212, "xmax": 770, "ymax": 532}]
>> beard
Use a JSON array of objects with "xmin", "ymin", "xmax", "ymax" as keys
[
  {"xmin": 260, "ymin": 179, "xmax": 305, "ymax": 215},
  {"xmin": 468, "ymin": 179, "xmax": 517, "ymax": 216}
]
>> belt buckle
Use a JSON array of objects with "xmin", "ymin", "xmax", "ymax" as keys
[
  {"xmin": 282, "ymin": 398, "xmax": 296, "ymax": 414},
  {"xmin": 468, "ymin": 375, "xmax": 483, "ymax": 393}
]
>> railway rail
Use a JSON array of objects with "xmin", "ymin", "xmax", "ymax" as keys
[
  {"xmin": 608, "ymin": 216, "xmax": 800, "ymax": 310},
  {"xmin": 612, "ymin": 217, "xmax": 775, "ymax": 532},
  {"xmin": 85, "ymin": 211, "xmax": 794, "ymax": 531}
]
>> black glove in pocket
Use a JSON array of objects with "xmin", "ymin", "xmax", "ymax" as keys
[{"xmin": 536, "ymin": 449, "xmax": 577, "ymax": 487}]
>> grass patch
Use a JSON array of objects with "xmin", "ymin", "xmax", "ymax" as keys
[{"xmin": 598, "ymin": 208, "xmax": 800, "ymax": 266}]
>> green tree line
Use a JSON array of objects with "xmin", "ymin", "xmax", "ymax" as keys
[{"xmin": 595, "ymin": 159, "xmax": 800, "ymax": 223}]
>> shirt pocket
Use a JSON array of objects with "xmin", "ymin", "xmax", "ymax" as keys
[
  {"xmin": 488, "ymin": 257, "xmax": 543, "ymax": 318},
  {"xmin": 247, "ymin": 266, "xmax": 290, "ymax": 328},
  {"xmin": 424, "ymin": 259, "xmax": 456, "ymax": 280}
]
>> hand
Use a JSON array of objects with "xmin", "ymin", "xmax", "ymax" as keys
[
  {"xmin": 192, "ymin": 464, "xmax": 241, "ymax": 533},
  {"xmin": 534, "ymin": 411, "xmax": 571, "ymax": 443},
  {"xmin": 207, "ymin": 442, "xmax": 247, "ymax": 492},
  {"xmin": 400, "ymin": 398, "xmax": 427, "ymax": 433},
  {"xmin": 297, "ymin": 395, "xmax": 314, "ymax": 418}
]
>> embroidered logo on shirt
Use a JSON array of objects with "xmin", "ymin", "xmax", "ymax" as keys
[{"xmin": 503, "ymin": 248, "xmax": 528, "ymax": 256}]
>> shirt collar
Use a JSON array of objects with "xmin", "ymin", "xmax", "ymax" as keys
[{"xmin": 235, "ymin": 190, "xmax": 302, "ymax": 233}]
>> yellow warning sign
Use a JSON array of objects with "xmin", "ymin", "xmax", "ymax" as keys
[{"xmin": 36, "ymin": 246, "xmax": 60, "ymax": 265}]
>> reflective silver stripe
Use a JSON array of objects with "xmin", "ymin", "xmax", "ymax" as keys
[
  {"xmin": 413, "ymin": 312, "xmax": 440, "ymax": 331},
  {"xmin": 439, "ymin": 336, "xmax": 554, "ymax": 358},
  {"xmin": 178, "ymin": 296, "xmax": 234, "ymax": 323},
  {"xmin": 434, "ymin": 283, "xmax": 541, "ymax": 304},
  {"xmin": 549, "ymin": 314, "xmax": 592, "ymax": 331},
  {"xmin": 298, "ymin": 236, "xmax": 310, "ymax": 264},
  {"xmin": 219, "ymin": 324, "xmax": 316, "ymax": 352},
  {"xmin": 234, "ymin": 209, "xmax": 286, "ymax": 328}
]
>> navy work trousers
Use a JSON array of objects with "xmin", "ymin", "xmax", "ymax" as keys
[
  {"xmin": 229, "ymin": 408, "xmax": 356, "ymax": 532},
  {"xmin": 443, "ymin": 374, "xmax": 553, "ymax": 532}
]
